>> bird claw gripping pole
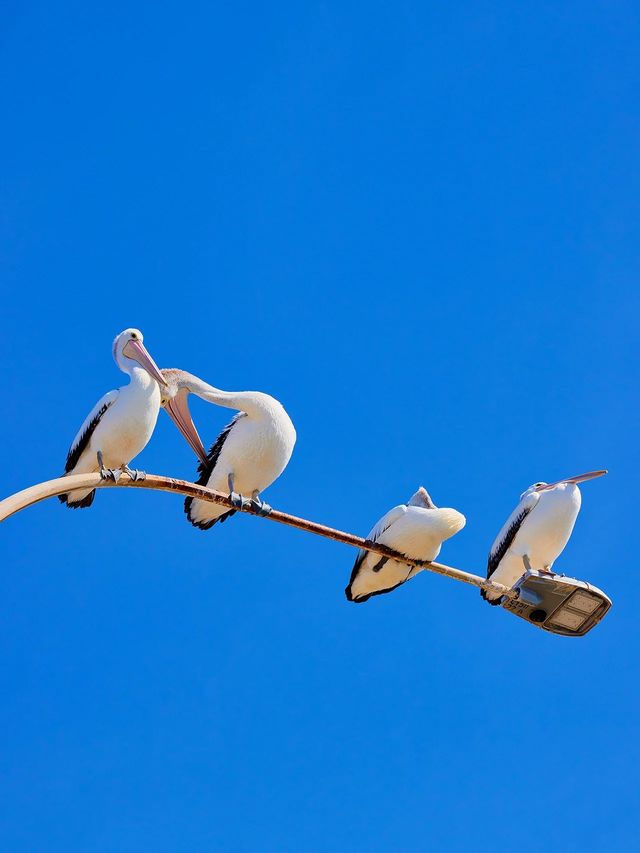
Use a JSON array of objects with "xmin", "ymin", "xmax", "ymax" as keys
[{"xmin": 0, "ymin": 472, "xmax": 518, "ymax": 601}]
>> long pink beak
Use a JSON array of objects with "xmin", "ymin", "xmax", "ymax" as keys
[
  {"xmin": 535, "ymin": 469, "xmax": 608, "ymax": 491},
  {"xmin": 165, "ymin": 390, "xmax": 208, "ymax": 464},
  {"xmin": 122, "ymin": 339, "xmax": 168, "ymax": 388}
]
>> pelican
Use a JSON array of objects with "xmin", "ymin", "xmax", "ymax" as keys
[
  {"xmin": 59, "ymin": 329, "xmax": 168, "ymax": 509},
  {"xmin": 346, "ymin": 487, "xmax": 466, "ymax": 603},
  {"xmin": 482, "ymin": 470, "xmax": 608, "ymax": 605},
  {"xmin": 158, "ymin": 369, "xmax": 296, "ymax": 529}
]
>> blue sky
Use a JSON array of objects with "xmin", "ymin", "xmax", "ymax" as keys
[{"xmin": 1, "ymin": 2, "xmax": 638, "ymax": 850}]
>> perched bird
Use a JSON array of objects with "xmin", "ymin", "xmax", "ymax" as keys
[
  {"xmin": 346, "ymin": 487, "xmax": 466, "ymax": 603},
  {"xmin": 59, "ymin": 328, "xmax": 168, "ymax": 509},
  {"xmin": 158, "ymin": 369, "xmax": 296, "ymax": 529},
  {"xmin": 482, "ymin": 470, "xmax": 608, "ymax": 605}
]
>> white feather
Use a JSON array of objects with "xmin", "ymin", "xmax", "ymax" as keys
[
  {"xmin": 61, "ymin": 329, "xmax": 163, "ymax": 507},
  {"xmin": 186, "ymin": 393, "xmax": 296, "ymax": 528},
  {"xmin": 485, "ymin": 483, "xmax": 582, "ymax": 600},
  {"xmin": 346, "ymin": 491, "xmax": 466, "ymax": 603}
]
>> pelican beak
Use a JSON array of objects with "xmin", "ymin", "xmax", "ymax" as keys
[
  {"xmin": 164, "ymin": 390, "xmax": 208, "ymax": 464},
  {"xmin": 122, "ymin": 339, "xmax": 168, "ymax": 388},
  {"xmin": 535, "ymin": 470, "xmax": 608, "ymax": 491}
]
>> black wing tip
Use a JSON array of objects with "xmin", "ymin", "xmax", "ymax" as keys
[
  {"xmin": 183, "ymin": 496, "xmax": 213, "ymax": 530},
  {"xmin": 58, "ymin": 490, "xmax": 96, "ymax": 509},
  {"xmin": 183, "ymin": 496, "xmax": 235, "ymax": 530},
  {"xmin": 184, "ymin": 415, "xmax": 242, "ymax": 530},
  {"xmin": 345, "ymin": 579, "xmax": 409, "ymax": 604},
  {"xmin": 345, "ymin": 585, "xmax": 368, "ymax": 603},
  {"xmin": 193, "ymin": 416, "xmax": 242, "ymax": 488},
  {"xmin": 64, "ymin": 402, "xmax": 110, "ymax": 474},
  {"xmin": 487, "ymin": 505, "xmax": 532, "ymax": 579}
]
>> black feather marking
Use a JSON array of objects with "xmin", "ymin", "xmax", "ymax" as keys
[
  {"xmin": 64, "ymin": 403, "xmax": 110, "ymax": 473},
  {"xmin": 184, "ymin": 413, "xmax": 245, "ymax": 530},
  {"xmin": 345, "ymin": 576, "xmax": 411, "ymax": 604},
  {"xmin": 346, "ymin": 550, "xmax": 367, "ymax": 593},
  {"xmin": 58, "ymin": 490, "xmax": 96, "ymax": 509},
  {"xmin": 345, "ymin": 554, "xmax": 412, "ymax": 603},
  {"xmin": 481, "ymin": 503, "xmax": 534, "ymax": 603},
  {"xmin": 372, "ymin": 556, "xmax": 388, "ymax": 573},
  {"xmin": 486, "ymin": 507, "xmax": 531, "ymax": 580}
]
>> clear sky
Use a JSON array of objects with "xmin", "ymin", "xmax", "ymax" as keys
[{"xmin": 1, "ymin": 2, "xmax": 638, "ymax": 851}]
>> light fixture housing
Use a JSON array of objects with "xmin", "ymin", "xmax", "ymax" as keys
[{"xmin": 500, "ymin": 570, "xmax": 612, "ymax": 637}]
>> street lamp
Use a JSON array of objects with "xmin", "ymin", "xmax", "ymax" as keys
[{"xmin": 501, "ymin": 570, "xmax": 611, "ymax": 637}]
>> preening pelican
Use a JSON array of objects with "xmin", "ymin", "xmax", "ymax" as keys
[
  {"xmin": 59, "ymin": 329, "xmax": 167, "ymax": 509},
  {"xmin": 159, "ymin": 370, "xmax": 296, "ymax": 529},
  {"xmin": 482, "ymin": 470, "xmax": 608, "ymax": 605},
  {"xmin": 346, "ymin": 487, "xmax": 466, "ymax": 603}
]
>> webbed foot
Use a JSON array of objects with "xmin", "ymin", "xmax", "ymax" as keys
[
  {"xmin": 100, "ymin": 467, "xmax": 122, "ymax": 482},
  {"xmin": 97, "ymin": 451, "xmax": 121, "ymax": 482},
  {"xmin": 122, "ymin": 465, "xmax": 146, "ymax": 481},
  {"xmin": 97, "ymin": 451, "xmax": 120, "ymax": 482},
  {"xmin": 250, "ymin": 496, "xmax": 272, "ymax": 517},
  {"xmin": 229, "ymin": 491, "xmax": 251, "ymax": 510}
]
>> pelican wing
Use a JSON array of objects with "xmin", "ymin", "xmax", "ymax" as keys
[
  {"xmin": 349, "ymin": 504, "xmax": 407, "ymax": 578},
  {"xmin": 193, "ymin": 412, "xmax": 247, "ymax": 487},
  {"xmin": 64, "ymin": 390, "xmax": 119, "ymax": 473},
  {"xmin": 487, "ymin": 490, "xmax": 540, "ymax": 579},
  {"xmin": 184, "ymin": 412, "xmax": 248, "ymax": 529}
]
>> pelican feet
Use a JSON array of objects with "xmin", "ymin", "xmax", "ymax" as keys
[
  {"xmin": 97, "ymin": 451, "xmax": 121, "ymax": 482},
  {"xmin": 250, "ymin": 495, "xmax": 272, "ymax": 517},
  {"xmin": 121, "ymin": 465, "xmax": 146, "ymax": 482},
  {"xmin": 229, "ymin": 491, "xmax": 251, "ymax": 511},
  {"xmin": 99, "ymin": 466, "xmax": 122, "ymax": 482}
]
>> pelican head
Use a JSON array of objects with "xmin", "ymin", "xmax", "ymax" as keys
[
  {"xmin": 408, "ymin": 486, "xmax": 436, "ymax": 508},
  {"xmin": 533, "ymin": 470, "xmax": 608, "ymax": 492},
  {"xmin": 520, "ymin": 470, "xmax": 607, "ymax": 500},
  {"xmin": 112, "ymin": 328, "xmax": 167, "ymax": 388},
  {"xmin": 160, "ymin": 369, "xmax": 208, "ymax": 463}
]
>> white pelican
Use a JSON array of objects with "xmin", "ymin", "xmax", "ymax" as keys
[
  {"xmin": 159, "ymin": 369, "xmax": 296, "ymax": 529},
  {"xmin": 59, "ymin": 329, "xmax": 168, "ymax": 509},
  {"xmin": 346, "ymin": 487, "xmax": 466, "ymax": 603},
  {"xmin": 482, "ymin": 470, "xmax": 608, "ymax": 605}
]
